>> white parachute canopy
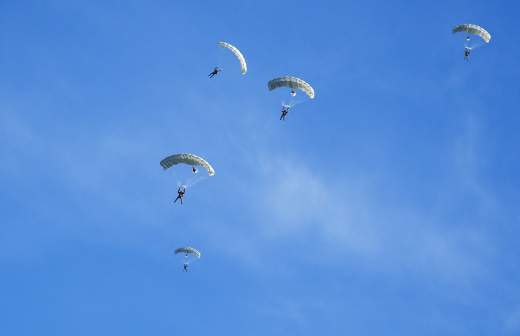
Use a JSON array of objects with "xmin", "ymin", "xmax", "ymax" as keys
[
  {"xmin": 452, "ymin": 24, "xmax": 491, "ymax": 43},
  {"xmin": 175, "ymin": 247, "xmax": 202, "ymax": 258},
  {"xmin": 218, "ymin": 41, "xmax": 247, "ymax": 75},
  {"xmin": 268, "ymin": 76, "xmax": 315, "ymax": 99},
  {"xmin": 160, "ymin": 153, "xmax": 215, "ymax": 176}
]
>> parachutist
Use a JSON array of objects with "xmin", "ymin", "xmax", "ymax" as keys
[
  {"xmin": 174, "ymin": 186, "xmax": 186, "ymax": 204},
  {"xmin": 290, "ymin": 90, "xmax": 296, "ymax": 97},
  {"xmin": 183, "ymin": 263, "xmax": 189, "ymax": 272},
  {"xmin": 208, "ymin": 67, "xmax": 221, "ymax": 78},
  {"xmin": 280, "ymin": 106, "xmax": 290, "ymax": 121},
  {"xmin": 192, "ymin": 166, "xmax": 198, "ymax": 174},
  {"xmin": 464, "ymin": 46, "xmax": 471, "ymax": 60}
]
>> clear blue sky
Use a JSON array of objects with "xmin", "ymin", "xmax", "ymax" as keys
[{"xmin": 1, "ymin": 0, "xmax": 520, "ymax": 335}]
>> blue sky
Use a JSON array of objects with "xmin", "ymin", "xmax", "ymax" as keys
[{"xmin": 1, "ymin": 0, "xmax": 520, "ymax": 335}]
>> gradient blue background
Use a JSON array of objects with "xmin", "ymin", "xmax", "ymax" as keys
[{"xmin": 1, "ymin": 0, "xmax": 520, "ymax": 335}]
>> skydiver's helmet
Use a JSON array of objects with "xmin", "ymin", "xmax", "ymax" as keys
[{"xmin": 290, "ymin": 90, "xmax": 296, "ymax": 97}]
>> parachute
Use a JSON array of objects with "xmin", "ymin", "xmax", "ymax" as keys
[
  {"xmin": 452, "ymin": 24, "xmax": 491, "ymax": 43},
  {"xmin": 160, "ymin": 153, "xmax": 215, "ymax": 176},
  {"xmin": 175, "ymin": 246, "xmax": 202, "ymax": 258},
  {"xmin": 268, "ymin": 76, "xmax": 315, "ymax": 99},
  {"xmin": 175, "ymin": 246, "xmax": 201, "ymax": 271},
  {"xmin": 218, "ymin": 42, "xmax": 247, "ymax": 75}
]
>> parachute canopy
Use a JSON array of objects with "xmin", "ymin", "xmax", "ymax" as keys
[
  {"xmin": 175, "ymin": 247, "xmax": 201, "ymax": 258},
  {"xmin": 452, "ymin": 24, "xmax": 491, "ymax": 43},
  {"xmin": 218, "ymin": 41, "xmax": 247, "ymax": 75},
  {"xmin": 160, "ymin": 153, "xmax": 215, "ymax": 176},
  {"xmin": 268, "ymin": 76, "xmax": 315, "ymax": 99}
]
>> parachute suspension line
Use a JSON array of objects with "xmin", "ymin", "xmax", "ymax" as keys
[
  {"xmin": 283, "ymin": 97, "xmax": 305, "ymax": 109},
  {"xmin": 464, "ymin": 36, "xmax": 483, "ymax": 49},
  {"xmin": 185, "ymin": 174, "xmax": 208, "ymax": 189},
  {"xmin": 469, "ymin": 40, "xmax": 485, "ymax": 50},
  {"xmin": 175, "ymin": 174, "xmax": 206, "ymax": 191}
]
